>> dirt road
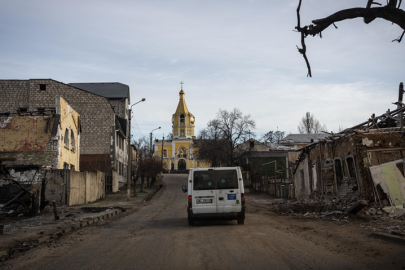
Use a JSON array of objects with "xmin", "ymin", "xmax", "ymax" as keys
[{"xmin": 2, "ymin": 174, "xmax": 405, "ymax": 270}]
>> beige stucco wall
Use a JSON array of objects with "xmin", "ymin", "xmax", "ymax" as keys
[
  {"xmin": 58, "ymin": 96, "xmax": 80, "ymax": 171},
  {"xmin": 68, "ymin": 170, "xmax": 105, "ymax": 206}
]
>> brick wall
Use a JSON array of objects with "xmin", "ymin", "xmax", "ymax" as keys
[
  {"xmin": 0, "ymin": 152, "xmax": 58, "ymax": 167},
  {"xmin": 0, "ymin": 79, "xmax": 115, "ymax": 157}
]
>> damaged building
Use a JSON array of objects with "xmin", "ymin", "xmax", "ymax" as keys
[
  {"xmin": 293, "ymin": 82, "xmax": 405, "ymax": 210},
  {"xmin": 0, "ymin": 96, "xmax": 82, "ymax": 214},
  {"xmin": 0, "ymin": 79, "xmax": 131, "ymax": 192}
]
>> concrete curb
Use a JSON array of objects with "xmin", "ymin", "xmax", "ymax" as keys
[
  {"xmin": 0, "ymin": 184, "xmax": 163, "ymax": 262},
  {"xmin": 0, "ymin": 209, "xmax": 123, "ymax": 261},
  {"xmin": 371, "ymin": 232, "xmax": 405, "ymax": 244}
]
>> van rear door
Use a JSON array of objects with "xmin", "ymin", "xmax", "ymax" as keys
[
  {"xmin": 215, "ymin": 169, "xmax": 242, "ymax": 213},
  {"xmin": 191, "ymin": 170, "xmax": 217, "ymax": 214}
]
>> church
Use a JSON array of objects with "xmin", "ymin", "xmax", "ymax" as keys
[{"xmin": 153, "ymin": 85, "xmax": 210, "ymax": 171}]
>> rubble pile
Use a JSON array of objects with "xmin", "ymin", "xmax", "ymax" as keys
[{"xmin": 274, "ymin": 196, "xmax": 405, "ymax": 223}]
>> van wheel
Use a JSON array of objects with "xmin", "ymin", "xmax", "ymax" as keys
[
  {"xmin": 188, "ymin": 218, "xmax": 195, "ymax": 226},
  {"xmin": 237, "ymin": 218, "xmax": 244, "ymax": 225}
]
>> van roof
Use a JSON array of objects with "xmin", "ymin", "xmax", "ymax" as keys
[{"xmin": 190, "ymin": 167, "xmax": 240, "ymax": 172}]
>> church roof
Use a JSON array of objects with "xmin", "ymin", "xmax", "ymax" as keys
[{"xmin": 175, "ymin": 89, "xmax": 191, "ymax": 115}]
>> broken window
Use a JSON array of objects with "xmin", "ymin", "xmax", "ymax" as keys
[
  {"xmin": 344, "ymin": 155, "xmax": 359, "ymax": 191},
  {"xmin": 334, "ymin": 158, "xmax": 344, "ymax": 186},
  {"xmin": 70, "ymin": 130, "xmax": 75, "ymax": 152},
  {"xmin": 64, "ymin": 128, "xmax": 69, "ymax": 148},
  {"xmin": 396, "ymin": 161, "xmax": 405, "ymax": 177}
]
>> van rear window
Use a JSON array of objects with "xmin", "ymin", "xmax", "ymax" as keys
[
  {"xmin": 194, "ymin": 171, "xmax": 215, "ymax": 190},
  {"xmin": 193, "ymin": 170, "xmax": 238, "ymax": 190}
]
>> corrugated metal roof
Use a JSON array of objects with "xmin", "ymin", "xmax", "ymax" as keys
[
  {"xmin": 279, "ymin": 134, "xmax": 329, "ymax": 144},
  {"xmin": 69, "ymin": 82, "xmax": 130, "ymax": 100}
]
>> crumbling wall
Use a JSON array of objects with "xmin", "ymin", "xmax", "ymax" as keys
[
  {"xmin": 44, "ymin": 169, "xmax": 68, "ymax": 205},
  {"xmin": 298, "ymin": 132, "xmax": 405, "ymax": 201},
  {"xmin": 294, "ymin": 156, "xmax": 310, "ymax": 199}
]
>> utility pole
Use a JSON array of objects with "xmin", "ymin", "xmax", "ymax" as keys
[
  {"xmin": 127, "ymin": 98, "xmax": 146, "ymax": 201},
  {"xmin": 149, "ymin": 127, "xmax": 161, "ymax": 158}
]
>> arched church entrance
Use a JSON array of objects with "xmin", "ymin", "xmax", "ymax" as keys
[{"xmin": 178, "ymin": 159, "xmax": 186, "ymax": 170}]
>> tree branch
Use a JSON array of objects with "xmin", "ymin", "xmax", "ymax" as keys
[
  {"xmin": 295, "ymin": 1, "xmax": 405, "ymax": 77},
  {"xmin": 392, "ymin": 29, "xmax": 405, "ymax": 42},
  {"xmin": 295, "ymin": 0, "xmax": 312, "ymax": 77},
  {"xmin": 306, "ymin": 6, "xmax": 405, "ymax": 37}
]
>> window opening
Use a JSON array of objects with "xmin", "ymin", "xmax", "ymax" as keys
[
  {"xmin": 396, "ymin": 162, "xmax": 405, "ymax": 177},
  {"xmin": 64, "ymin": 128, "xmax": 69, "ymax": 148},
  {"xmin": 345, "ymin": 156, "xmax": 357, "ymax": 180},
  {"xmin": 163, "ymin": 149, "xmax": 167, "ymax": 157},
  {"xmin": 70, "ymin": 130, "xmax": 75, "ymax": 152},
  {"xmin": 39, "ymin": 84, "xmax": 46, "ymax": 91},
  {"xmin": 180, "ymin": 114, "xmax": 185, "ymax": 124},
  {"xmin": 334, "ymin": 158, "xmax": 344, "ymax": 186},
  {"xmin": 63, "ymin": 162, "xmax": 69, "ymax": 169}
]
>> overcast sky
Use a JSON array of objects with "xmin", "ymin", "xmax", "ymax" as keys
[{"xmin": 1, "ymin": 0, "xmax": 404, "ymax": 141}]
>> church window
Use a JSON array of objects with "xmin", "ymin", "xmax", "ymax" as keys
[
  {"xmin": 163, "ymin": 149, "xmax": 167, "ymax": 157},
  {"xmin": 181, "ymin": 129, "xmax": 185, "ymax": 136},
  {"xmin": 180, "ymin": 114, "xmax": 185, "ymax": 124}
]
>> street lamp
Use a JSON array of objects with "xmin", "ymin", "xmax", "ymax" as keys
[
  {"xmin": 127, "ymin": 98, "xmax": 146, "ymax": 201},
  {"xmin": 149, "ymin": 127, "xmax": 161, "ymax": 157}
]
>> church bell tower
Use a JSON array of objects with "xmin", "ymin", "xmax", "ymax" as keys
[{"xmin": 172, "ymin": 83, "xmax": 195, "ymax": 139}]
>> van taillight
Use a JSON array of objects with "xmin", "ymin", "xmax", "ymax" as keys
[
  {"xmin": 188, "ymin": 195, "xmax": 192, "ymax": 208},
  {"xmin": 241, "ymin": 193, "xmax": 245, "ymax": 206}
]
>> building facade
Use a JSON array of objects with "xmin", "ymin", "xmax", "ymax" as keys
[
  {"xmin": 0, "ymin": 79, "xmax": 121, "ymax": 189},
  {"xmin": 154, "ymin": 87, "xmax": 210, "ymax": 171},
  {"xmin": 0, "ymin": 96, "xmax": 80, "ymax": 170},
  {"xmin": 69, "ymin": 82, "xmax": 130, "ymax": 188}
]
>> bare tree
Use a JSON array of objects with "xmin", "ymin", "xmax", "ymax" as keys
[
  {"xmin": 261, "ymin": 130, "xmax": 286, "ymax": 144},
  {"xmin": 298, "ymin": 112, "xmax": 327, "ymax": 134},
  {"xmin": 196, "ymin": 108, "xmax": 256, "ymax": 166},
  {"xmin": 295, "ymin": 0, "xmax": 405, "ymax": 77},
  {"xmin": 195, "ymin": 119, "xmax": 228, "ymax": 167}
]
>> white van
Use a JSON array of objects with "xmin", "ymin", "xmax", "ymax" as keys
[{"xmin": 182, "ymin": 167, "xmax": 246, "ymax": 226}]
